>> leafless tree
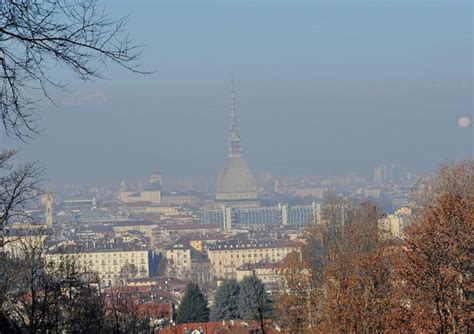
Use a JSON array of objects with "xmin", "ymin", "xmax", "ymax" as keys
[
  {"xmin": 104, "ymin": 290, "xmax": 151, "ymax": 334},
  {"xmin": 120, "ymin": 262, "xmax": 138, "ymax": 282},
  {"xmin": 0, "ymin": 2, "xmax": 150, "ymax": 331},
  {"xmin": 0, "ymin": 150, "xmax": 42, "ymax": 249},
  {"xmin": 0, "ymin": 231, "xmax": 107, "ymax": 333},
  {"xmin": 0, "ymin": 0, "xmax": 149, "ymax": 139}
]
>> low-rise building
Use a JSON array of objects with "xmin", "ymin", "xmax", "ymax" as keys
[
  {"xmin": 2, "ymin": 233, "xmax": 48, "ymax": 258},
  {"xmin": 155, "ymin": 223, "xmax": 221, "ymax": 242},
  {"xmin": 46, "ymin": 238, "xmax": 151, "ymax": 286},
  {"xmin": 160, "ymin": 192, "xmax": 198, "ymax": 206},
  {"xmin": 112, "ymin": 220, "xmax": 160, "ymax": 240},
  {"xmin": 378, "ymin": 209, "xmax": 413, "ymax": 239},
  {"xmin": 208, "ymin": 240, "xmax": 300, "ymax": 280},
  {"xmin": 165, "ymin": 243, "xmax": 192, "ymax": 280},
  {"xmin": 188, "ymin": 233, "xmax": 227, "ymax": 252},
  {"xmin": 235, "ymin": 262, "xmax": 284, "ymax": 285}
]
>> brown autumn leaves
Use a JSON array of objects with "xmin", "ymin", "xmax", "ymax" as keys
[{"xmin": 276, "ymin": 160, "xmax": 473, "ymax": 333}]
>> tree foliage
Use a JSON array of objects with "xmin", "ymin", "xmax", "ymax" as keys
[
  {"xmin": 318, "ymin": 203, "xmax": 395, "ymax": 333},
  {"xmin": 277, "ymin": 160, "xmax": 473, "ymax": 333},
  {"xmin": 274, "ymin": 251, "xmax": 316, "ymax": 333},
  {"xmin": 176, "ymin": 282, "xmax": 209, "ymax": 324},
  {"xmin": 210, "ymin": 279, "xmax": 240, "ymax": 321},
  {"xmin": 397, "ymin": 160, "xmax": 473, "ymax": 333},
  {"xmin": 238, "ymin": 274, "xmax": 272, "ymax": 323}
]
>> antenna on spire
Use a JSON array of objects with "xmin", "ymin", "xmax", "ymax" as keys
[
  {"xmin": 230, "ymin": 73, "xmax": 237, "ymax": 132},
  {"xmin": 228, "ymin": 74, "xmax": 242, "ymax": 157}
]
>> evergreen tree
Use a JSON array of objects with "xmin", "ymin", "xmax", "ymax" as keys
[
  {"xmin": 176, "ymin": 283, "xmax": 209, "ymax": 324},
  {"xmin": 210, "ymin": 279, "xmax": 240, "ymax": 321},
  {"xmin": 238, "ymin": 274, "xmax": 272, "ymax": 322}
]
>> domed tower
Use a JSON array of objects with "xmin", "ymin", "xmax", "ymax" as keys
[{"xmin": 216, "ymin": 78, "xmax": 258, "ymax": 205}]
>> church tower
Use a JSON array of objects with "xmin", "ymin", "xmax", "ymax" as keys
[{"xmin": 44, "ymin": 193, "xmax": 53, "ymax": 227}]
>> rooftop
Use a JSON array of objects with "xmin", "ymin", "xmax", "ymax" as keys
[
  {"xmin": 48, "ymin": 238, "xmax": 148, "ymax": 254},
  {"xmin": 208, "ymin": 239, "xmax": 298, "ymax": 251}
]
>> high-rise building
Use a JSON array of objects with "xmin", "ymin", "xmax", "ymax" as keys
[
  {"xmin": 374, "ymin": 164, "xmax": 411, "ymax": 184},
  {"xmin": 373, "ymin": 165, "xmax": 387, "ymax": 184},
  {"xmin": 215, "ymin": 78, "xmax": 258, "ymax": 205}
]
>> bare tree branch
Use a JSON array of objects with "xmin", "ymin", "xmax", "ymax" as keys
[{"xmin": 0, "ymin": 0, "xmax": 151, "ymax": 139}]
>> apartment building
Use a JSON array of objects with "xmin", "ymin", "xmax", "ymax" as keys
[
  {"xmin": 46, "ymin": 239, "xmax": 150, "ymax": 287},
  {"xmin": 235, "ymin": 262, "xmax": 284, "ymax": 285},
  {"xmin": 207, "ymin": 240, "xmax": 300, "ymax": 280},
  {"xmin": 165, "ymin": 243, "xmax": 192, "ymax": 280}
]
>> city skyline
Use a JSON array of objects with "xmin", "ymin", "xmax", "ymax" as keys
[{"xmin": 0, "ymin": 1, "xmax": 471, "ymax": 332}]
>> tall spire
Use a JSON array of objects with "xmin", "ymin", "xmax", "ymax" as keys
[
  {"xmin": 230, "ymin": 75, "xmax": 238, "ymax": 134},
  {"xmin": 228, "ymin": 76, "xmax": 242, "ymax": 157}
]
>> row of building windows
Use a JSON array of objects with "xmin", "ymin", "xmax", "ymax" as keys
[
  {"xmin": 200, "ymin": 205, "xmax": 315, "ymax": 226},
  {"xmin": 79, "ymin": 258, "xmax": 146, "ymax": 266},
  {"xmin": 97, "ymin": 265, "xmax": 148, "ymax": 275},
  {"xmin": 211, "ymin": 247, "xmax": 293, "ymax": 254},
  {"xmin": 56, "ymin": 251, "xmax": 147, "ymax": 260}
]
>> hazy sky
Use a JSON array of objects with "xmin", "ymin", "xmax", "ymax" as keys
[{"xmin": 9, "ymin": 0, "xmax": 473, "ymax": 185}]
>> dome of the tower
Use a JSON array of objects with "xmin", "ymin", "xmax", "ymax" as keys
[{"xmin": 216, "ymin": 156, "xmax": 257, "ymax": 201}]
